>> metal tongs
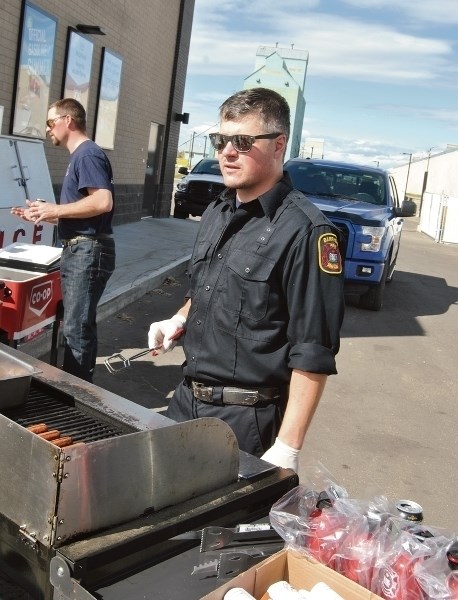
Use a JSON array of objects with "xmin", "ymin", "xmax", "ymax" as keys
[
  {"xmin": 104, "ymin": 328, "xmax": 184, "ymax": 374},
  {"xmin": 105, "ymin": 348, "xmax": 153, "ymax": 373}
]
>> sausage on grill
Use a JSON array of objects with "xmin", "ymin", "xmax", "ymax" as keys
[
  {"xmin": 27, "ymin": 423, "xmax": 48, "ymax": 434},
  {"xmin": 38, "ymin": 430, "xmax": 61, "ymax": 441},
  {"xmin": 51, "ymin": 436, "xmax": 73, "ymax": 448}
]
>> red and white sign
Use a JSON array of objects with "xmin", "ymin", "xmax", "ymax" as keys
[{"xmin": 29, "ymin": 280, "xmax": 53, "ymax": 317}]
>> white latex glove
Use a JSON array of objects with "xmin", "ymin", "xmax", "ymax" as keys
[
  {"xmin": 261, "ymin": 438, "xmax": 300, "ymax": 472},
  {"xmin": 147, "ymin": 314, "xmax": 186, "ymax": 354}
]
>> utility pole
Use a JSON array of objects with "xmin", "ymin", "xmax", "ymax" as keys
[
  {"xmin": 402, "ymin": 152, "xmax": 413, "ymax": 202},
  {"xmin": 420, "ymin": 147, "xmax": 436, "ymax": 215},
  {"xmin": 203, "ymin": 135, "xmax": 207, "ymax": 158},
  {"xmin": 188, "ymin": 131, "xmax": 196, "ymax": 168},
  {"xmin": 422, "ymin": 147, "xmax": 436, "ymax": 195}
]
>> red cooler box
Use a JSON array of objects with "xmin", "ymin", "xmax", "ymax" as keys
[{"xmin": 0, "ymin": 243, "xmax": 62, "ymax": 341}]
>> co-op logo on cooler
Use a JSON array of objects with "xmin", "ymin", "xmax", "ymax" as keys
[{"xmin": 29, "ymin": 281, "xmax": 53, "ymax": 317}]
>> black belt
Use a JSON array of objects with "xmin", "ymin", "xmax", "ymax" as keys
[
  {"xmin": 191, "ymin": 380, "xmax": 284, "ymax": 406},
  {"xmin": 61, "ymin": 234, "xmax": 113, "ymax": 248}
]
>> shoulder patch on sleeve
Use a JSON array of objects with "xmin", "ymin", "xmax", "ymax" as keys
[{"xmin": 318, "ymin": 233, "xmax": 342, "ymax": 274}]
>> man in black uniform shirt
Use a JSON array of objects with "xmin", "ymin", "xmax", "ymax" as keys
[{"xmin": 148, "ymin": 88, "xmax": 344, "ymax": 471}]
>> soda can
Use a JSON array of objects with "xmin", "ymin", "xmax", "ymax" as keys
[{"xmin": 395, "ymin": 499, "xmax": 424, "ymax": 522}]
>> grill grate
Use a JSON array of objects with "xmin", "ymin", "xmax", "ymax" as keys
[{"xmin": 4, "ymin": 382, "xmax": 127, "ymax": 443}]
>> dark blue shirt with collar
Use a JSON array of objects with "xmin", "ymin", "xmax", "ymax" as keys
[{"xmin": 183, "ymin": 175, "xmax": 345, "ymax": 387}]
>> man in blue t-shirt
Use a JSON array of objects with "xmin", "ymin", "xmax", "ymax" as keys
[{"xmin": 11, "ymin": 98, "xmax": 115, "ymax": 382}]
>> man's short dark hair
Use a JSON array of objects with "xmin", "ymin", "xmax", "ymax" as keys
[
  {"xmin": 219, "ymin": 88, "xmax": 290, "ymax": 140},
  {"xmin": 50, "ymin": 98, "xmax": 87, "ymax": 131}
]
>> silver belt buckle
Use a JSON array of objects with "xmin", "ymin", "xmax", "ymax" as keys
[
  {"xmin": 223, "ymin": 387, "xmax": 259, "ymax": 406},
  {"xmin": 192, "ymin": 381, "xmax": 213, "ymax": 403},
  {"xmin": 62, "ymin": 237, "xmax": 80, "ymax": 247}
]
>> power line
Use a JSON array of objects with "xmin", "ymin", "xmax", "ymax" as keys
[{"xmin": 178, "ymin": 123, "xmax": 218, "ymax": 148}]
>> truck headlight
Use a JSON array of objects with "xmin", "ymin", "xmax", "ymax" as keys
[
  {"xmin": 361, "ymin": 226, "xmax": 385, "ymax": 252},
  {"xmin": 176, "ymin": 182, "xmax": 187, "ymax": 191}
]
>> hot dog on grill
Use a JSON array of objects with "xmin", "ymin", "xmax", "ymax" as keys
[
  {"xmin": 38, "ymin": 430, "xmax": 61, "ymax": 441},
  {"xmin": 51, "ymin": 436, "xmax": 73, "ymax": 448},
  {"xmin": 27, "ymin": 423, "xmax": 48, "ymax": 434}
]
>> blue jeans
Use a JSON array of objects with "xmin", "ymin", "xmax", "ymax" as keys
[{"xmin": 60, "ymin": 238, "xmax": 115, "ymax": 382}]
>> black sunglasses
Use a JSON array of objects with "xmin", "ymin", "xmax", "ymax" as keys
[{"xmin": 209, "ymin": 132, "xmax": 281, "ymax": 153}]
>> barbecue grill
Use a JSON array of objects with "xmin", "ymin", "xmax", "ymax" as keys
[{"xmin": 0, "ymin": 345, "xmax": 298, "ymax": 599}]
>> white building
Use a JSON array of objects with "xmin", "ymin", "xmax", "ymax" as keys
[{"xmin": 389, "ymin": 147, "xmax": 458, "ymax": 244}]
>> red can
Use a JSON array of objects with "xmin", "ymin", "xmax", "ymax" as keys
[
  {"xmin": 306, "ymin": 506, "xmax": 349, "ymax": 568},
  {"xmin": 376, "ymin": 549, "xmax": 424, "ymax": 599},
  {"xmin": 337, "ymin": 528, "xmax": 377, "ymax": 589}
]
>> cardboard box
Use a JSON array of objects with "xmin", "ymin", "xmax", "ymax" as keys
[{"xmin": 201, "ymin": 549, "xmax": 383, "ymax": 600}]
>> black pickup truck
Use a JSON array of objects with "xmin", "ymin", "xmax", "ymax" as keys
[{"xmin": 173, "ymin": 158, "xmax": 225, "ymax": 219}]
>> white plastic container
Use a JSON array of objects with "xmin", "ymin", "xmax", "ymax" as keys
[{"xmin": 224, "ymin": 588, "xmax": 256, "ymax": 600}]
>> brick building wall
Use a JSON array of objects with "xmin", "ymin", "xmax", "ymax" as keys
[{"xmin": 0, "ymin": 0, "xmax": 194, "ymax": 224}]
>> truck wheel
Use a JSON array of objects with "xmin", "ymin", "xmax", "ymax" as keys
[
  {"xmin": 358, "ymin": 262, "xmax": 388, "ymax": 311},
  {"xmin": 173, "ymin": 208, "xmax": 188, "ymax": 219}
]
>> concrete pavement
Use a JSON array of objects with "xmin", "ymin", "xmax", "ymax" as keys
[
  {"xmin": 97, "ymin": 216, "xmax": 199, "ymax": 321},
  {"xmin": 21, "ymin": 216, "xmax": 200, "ymax": 359}
]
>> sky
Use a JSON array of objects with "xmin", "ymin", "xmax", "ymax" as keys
[{"xmin": 178, "ymin": 0, "xmax": 458, "ymax": 170}]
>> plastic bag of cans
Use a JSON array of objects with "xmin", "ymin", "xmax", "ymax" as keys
[
  {"xmin": 269, "ymin": 463, "xmax": 458, "ymax": 600},
  {"xmin": 414, "ymin": 540, "xmax": 458, "ymax": 599},
  {"xmin": 370, "ymin": 521, "xmax": 454, "ymax": 599}
]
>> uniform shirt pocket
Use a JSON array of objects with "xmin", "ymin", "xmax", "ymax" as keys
[{"xmin": 223, "ymin": 250, "xmax": 276, "ymax": 322}]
